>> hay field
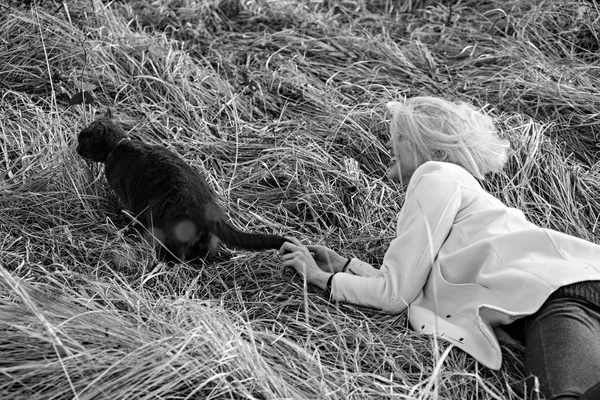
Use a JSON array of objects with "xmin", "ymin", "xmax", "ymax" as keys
[{"xmin": 1, "ymin": 0, "xmax": 600, "ymax": 398}]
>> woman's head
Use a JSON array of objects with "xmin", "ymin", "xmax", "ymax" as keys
[{"xmin": 386, "ymin": 96, "xmax": 510, "ymax": 182}]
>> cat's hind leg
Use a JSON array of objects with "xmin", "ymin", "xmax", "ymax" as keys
[
  {"xmin": 186, "ymin": 232, "xmax": 220, "ymax": 260},
  {"xmin": 143, "ymin": 226, "xmax": 185, "ymax": 262}
]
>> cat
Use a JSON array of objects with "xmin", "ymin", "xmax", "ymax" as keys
[{"xmin": 76, "ymin": 110, "xmax": 288, "ymax": 261}]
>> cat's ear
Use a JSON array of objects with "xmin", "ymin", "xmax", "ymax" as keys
[{"xmin": 104, "ymin": 109, "xmax": 113, "ymax": 119}]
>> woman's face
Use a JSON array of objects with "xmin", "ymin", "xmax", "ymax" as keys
[{"xmin": 386, "ymin": 135, "xmax": 425, "ymax": 184}]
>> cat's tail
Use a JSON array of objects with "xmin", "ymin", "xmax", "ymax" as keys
[{"xmin": 214, "ymin": 220, "xmax": 288, "ymax": 251}]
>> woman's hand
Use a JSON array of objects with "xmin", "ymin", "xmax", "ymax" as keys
[
  {"xmin": 304, "ymin": 244, "xmax": 348, "ymax": 273},
  {"xmin": 279, "ymin": 238, "xmax": 331, "ymax": 290}
]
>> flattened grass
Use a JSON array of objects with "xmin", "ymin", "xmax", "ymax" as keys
[{"xmin": 1, "ymin": 0, "xmax": 599, "ymax": 398}]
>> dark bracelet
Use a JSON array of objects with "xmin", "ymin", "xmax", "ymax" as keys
[
  {"xmin": 341, "ymin": 258, "xmax": 351, "ymax": 273},
  {"xmin": 325, "ymin": 272, "xmax": 338, "ymax": 298}
]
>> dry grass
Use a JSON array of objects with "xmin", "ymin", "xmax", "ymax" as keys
[{"xmin": 1, "ymin": 0, "xmax": 600, "ymax": 398}]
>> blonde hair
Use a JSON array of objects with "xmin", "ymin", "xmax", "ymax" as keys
[{"xmin": 386, "ymin": 96, "xmax": 510, "ymax": 179}]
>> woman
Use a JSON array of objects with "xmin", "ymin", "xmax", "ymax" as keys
[{"xmin": 279, "ymin": 96, "xmax": 600, "ymax": 400}]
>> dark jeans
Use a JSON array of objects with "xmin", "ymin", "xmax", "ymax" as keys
[{"xmin": 519, "ymin": 297, "xmax": 600, "ymax": 400}]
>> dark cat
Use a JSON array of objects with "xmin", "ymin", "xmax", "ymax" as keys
[{"xmin": 76, "ymin": 110, "xmax": 287, "ymax": 261}]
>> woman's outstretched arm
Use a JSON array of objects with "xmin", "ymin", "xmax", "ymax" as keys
[{"xmin": 332, "ymin": 162, "xmax": 463, "ymax": 313}]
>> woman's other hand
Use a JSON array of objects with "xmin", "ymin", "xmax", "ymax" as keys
[
  {"xmin": 305, "ymin": 244, "xmax": 348, "ymax": 273},
  {"xmin": 279, "ymin": 238, "xmax": 331, "ymax": 290}
]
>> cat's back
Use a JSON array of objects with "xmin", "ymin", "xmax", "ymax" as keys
[
  {"xmin": 105, "ymin": 140, "xmax": 218, "ymax": 214},
  {"xmin": 106, "ymin": 140, "xmax": 192, "ymax": 181}
]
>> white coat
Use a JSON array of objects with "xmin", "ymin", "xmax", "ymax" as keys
[{"xmin": 332, "ymin": 161, "xmax": 600, "ymax": 369}]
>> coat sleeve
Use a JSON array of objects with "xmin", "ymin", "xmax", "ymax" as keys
[{"xmin": 331, "ymin": 163, "xmax": 463, "ymax": 313}]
